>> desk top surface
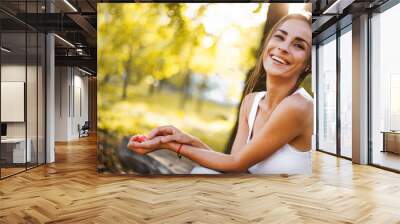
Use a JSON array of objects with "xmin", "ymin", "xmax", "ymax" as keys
[
  {"xmin": 381, "ymin": 131, "xmax": 400, "ymax": 134},
  {"xmin": 1, "ymin": 138, "xmax": 28, "ymax": 143}
]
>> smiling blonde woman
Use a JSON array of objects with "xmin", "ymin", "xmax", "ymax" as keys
[{"xmin": 128, "ymin": 13, "xmax": 314, "ymax": 175}]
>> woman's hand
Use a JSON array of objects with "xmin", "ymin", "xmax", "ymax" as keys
[
  {"xmin": 148, "ymin": 125, "xmax": 211, "ymax": 150},
  {"xmin": 148, "ymin": 125, "xmax": 182, "ymax": 139},
  {"xmin": 127, "ymin": 134, "xmax": 176, "ymax": 155}
]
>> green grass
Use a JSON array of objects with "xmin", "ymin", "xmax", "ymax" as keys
[{"xmin": 98, "ymin": 83, "xmax": 238, "ymax": 152}]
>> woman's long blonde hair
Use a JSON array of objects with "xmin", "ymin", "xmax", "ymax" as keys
[{"xmin": 244, "ymin": 13, "xmax": 312, "ymax": 96}]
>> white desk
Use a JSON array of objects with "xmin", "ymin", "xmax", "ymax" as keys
[{"xmin": 1, "ymin": 138, "xmax": 31, "ymax": 163}]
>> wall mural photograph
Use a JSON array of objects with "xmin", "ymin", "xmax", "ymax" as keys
[{"xmin": 97, "ymin": 3, "xmax": 313, "ymax": 175}]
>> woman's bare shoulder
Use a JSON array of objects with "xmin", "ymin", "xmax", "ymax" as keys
[
  {"xmin": 243, "ymin": 92, "xmax": 259, "ymax": 104},
  {"xmin": 282, "ymin": 92, "xmax": 313, "ymax": 116}
]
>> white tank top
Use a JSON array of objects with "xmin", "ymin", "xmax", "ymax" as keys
[{"xmin": 247, "ymin": 88, "xmax": 312, "ymax": 175}]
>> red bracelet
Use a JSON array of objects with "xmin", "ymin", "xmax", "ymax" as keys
[{"xmin": 177, "ymin": 144, "xmax": 183, "ymax": 159}]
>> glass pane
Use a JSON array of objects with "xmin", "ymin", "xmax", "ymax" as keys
[
  {"xmin": 371, "ymin": 4, "xmax": 400, "ymax": 171},
  {"xmin": 27, "ymin": 31, "xmax": 38, "ymax": 169},
  {"xmin": 1, "ymin": 30, "xmax": 27, "ymax": 177},
  {"xmin": 318, "ymin": 36, "xmax": 337, "ymax": 154},
  {"xmin": 340, "ymin": 28, "xmax": 352, "ymax": 158},
  {"xmin": 38, "ymin": 32, "xmax": 45, "ymax": 165}
]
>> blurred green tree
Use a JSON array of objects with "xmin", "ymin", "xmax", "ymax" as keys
[{"xmin": 98, "ymin": 3, "xmax": 217, "ymax": 101}]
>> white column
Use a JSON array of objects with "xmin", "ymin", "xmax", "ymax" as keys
[
  {"xmin": 46, "ymin": 32, "xmax": 55, "ymax": 163},
  {"xmin": 45, "ymin": 0, "xmax": 55, "ymax": 163}
]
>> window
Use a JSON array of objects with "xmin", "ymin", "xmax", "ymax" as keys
[
  {"xmin": 339, "ymin": 27, "xmax": 352, "ymax": 158},
  {"xmin": 317, "ymin": 35, "xmax": 337, "ymax": 154},
  {"xmin": 370, "ymin": 2, "xmax": 400, "ymax": 171}
]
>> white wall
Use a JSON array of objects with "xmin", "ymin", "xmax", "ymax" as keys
[
  {"xmin": 55, "ymin": 66, "xmax": 69, "ymax": 141},
  {"xmin": 1, "ymin": 65, "xmax": 31, "ymax": 138},
  {"xmin": 54, "ymin": 67, "xmax": 89, "ymax": 141}
]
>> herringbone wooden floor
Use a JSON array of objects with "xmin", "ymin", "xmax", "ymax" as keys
[{"xmin": 1, "ymin": 135, "xmax": 400, "ymax": 224}]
